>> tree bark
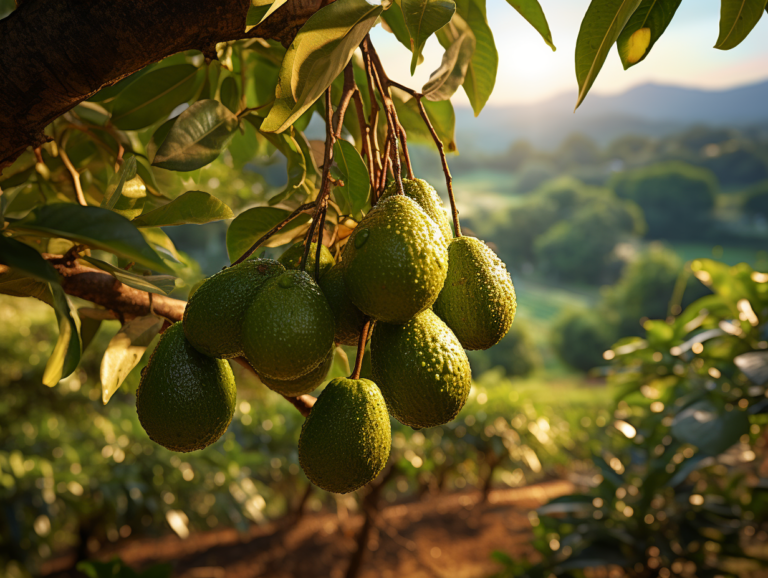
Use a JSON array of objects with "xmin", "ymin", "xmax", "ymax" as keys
[{"xmin": 0, "ymin": 0, "xmax": 330, "ymax": 173}]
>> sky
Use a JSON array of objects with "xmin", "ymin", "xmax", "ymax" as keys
[{"xmin": 371, "ymin": 0, "xmax": 768, "ymax": 107}]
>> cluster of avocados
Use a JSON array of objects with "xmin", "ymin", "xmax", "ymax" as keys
[{"xmin": 136, "ymin": 178, "xmax": 517, "ymax": 494}]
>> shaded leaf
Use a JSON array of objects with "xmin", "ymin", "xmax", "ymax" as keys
[
  {"xmin": 252, "ymin": 116, "xmax": 309, "ymax": 205},
  {"xmin": 247, "ymin": 0, "xmax": 289, "ymax": 30},
  {"xmin": 81, "ymin": 256, "xmax": 178, "ymax": 296},
  {"xmin": 0, "ymin": 267, "xmax": 53, "ymax": 305},
  {"xmin": 423, "ymin": 21, "xmax": 476, "ymax": 101},
  {"xmin": 617, "ymin": 0, "xmax": 683, "ymax": 68},
  {"xmin": 382, "ymin": 1, "xmax": 413, "ymax": 51},
  {"xmin": 101, "ymin": 156, "xmax": 138, "ymax": 210},
  {"xmin": 101, "ymin": 315, "xmax": 164, "ymax": 404},
  {"xmin": 403, "ymin": 0, "xmax": 457, "ymax": 74},
  {"xmin": 148, "ymin": 118, "xmax": 176, "ymax": 164},
  {"xmin": 333, "ymin": 140, "xmax": 370, "ymax": 216},
  {"xmin": 153, "ymin": 100, "xmax": 239, "ymax": 171},
  {"xmin": 734, "ymin": 351, "xmax": 768, "ymax": 385},
  {"xmin": 392, "ymin": 89, "xmax": 457, "ymax": 152},
  {"xmin": 79, "ymin": 315, "xmax": 103, "ymax": 353},
  {"xmin": 0, "ymin": 235, "xmax": 59, "ymax": 283},
  {"xmin": 227, "ymin": 206, "xmax": 311, "ymax": 263},
  {"xmin": 220, "ymin": 76, "xmax": 240, "ymax": 114},
  {"xmin": 261, "ymin": 0, "xmax": 383, "ymax": 133},
  {"xmin": 505, "ymin": 0, "xmax": 556, "ymax": 49},
  {"xmin": 111, "ymin": 64, "xmax": 202, "ymax": 130},
  {"xmin": 10, "ymin": 205, "xmax": 173, "ymax": 274},
  {"xmin": 43, "ymin": 283, "xmax": 82, "ymax": 387},
  {"xmin": 715, "ymin": 0, "xmax": 767, "ymax": 50},
  {"xmin": 574, "ymin": 0, "xmax": 643, "ymax": 109},
  {"xmin": 672, "ymin": 400, "xmax": 750, "ymax": 456},
  {"xmin": 132, "ymin": 190, "xmax": 233, "ymax": 228}
]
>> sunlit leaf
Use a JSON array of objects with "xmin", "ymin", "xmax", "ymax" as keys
[
  {"xmin": 0, "ymin": 267, "xmax": 53, "ymax": 305},
  {"xmin": 43, "ymin": 283, "xmax": 82, "ymax": 387},
  {"xmin": 505, "ymin": 0, "xmax": 556, "ymax": 50},
  {"xmin": 715, "ymin": 0, "xmax": 767, "ymax": 50},
  {"xmin": 80, "ymin": 256, "xmax": 178, "ymax": 296},
  {"xmin": 101, "ymin": 155, "xmax": 138, "ymax": 210},
  {"xmin": 402, "ymin": 0, "xmax": 457, "ymax": 74},
  {"xmin": 392, "ymin": 89, "xmax": 457, "ymax": 152},
  {"xmin": 617, "ymin": 0, "xmax": 683, "ymax": 68},
  {"xmin": 423, "ymin": 20, "xmax": 476, "ymax": 101},
  {"xmin": 381, "ymin": 1, "xmax": 413, "ymax": 51},
  {"xmin": 333, "ymin": 140, "xmax": 370, "ymax": 216},
  {"xmin": 247, "ymin": 0, "xmax": 289, "ymax": 30},
  {"xmin": 132, "ymin": 190, "xmax": 233, "ymax": 228}
]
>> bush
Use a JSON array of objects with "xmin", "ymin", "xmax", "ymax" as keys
[
  {"xmin": 466, "ymin": 320, "xmax": 541, "ymax": 378},
  {"xmin": 744, "ymin": 180, "xmax": 768, "ymax": 220},
  {"xmin": 610, "ymin": 161, "xmax": 716, "ymax": 240},
  {"xmin": 551, "ymin": 308, "xmax": 616, "ymax": 373}
]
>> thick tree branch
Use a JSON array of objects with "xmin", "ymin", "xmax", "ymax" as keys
[{"xmin": 0, "ymin": 0, "xmax": 332, "ymax": 173}]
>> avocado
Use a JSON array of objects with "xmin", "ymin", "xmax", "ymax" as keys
[
  {"xmin": 183, "ymin": 259, "xmax": 285, "ymax": 358},
  {"xmin": 342, "ymin": 195, "xmax": 448, "ymax": 324},
  {"xmin": 242, "ymin": 270, "xmax": 335, "ymax": 380},
  {"xmin": 277, "ymin": 240, "xmax": 335, "ymax": 277},
  {"xmin": 299, "ymin": 377, "xmax": 391, "ymax": 493},
  {"xmin": 371, "ymin": 309, "xmax": 471, "ymax": 429},
  {"xmin": 433, "ymin": 237, "xmax": 516, "ymax": 350},
  {"xmin": 136, "ymin": 323, "xmax": 236, "ymax": 452},
  {"xmin": 318, "ymin": 262, "xmax": 368, "ymax": 347},
  {"xmin": 259, "ymin": 349, "xmax": 333, "ymax": 397},
  {"xmin": 380, "ymin": 178, "xmax": 453, "ymax": 244}
]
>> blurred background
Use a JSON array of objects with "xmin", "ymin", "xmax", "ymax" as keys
[{"xmin": 2, "ymin": 1, "xmax": 768, "ymax": 577}]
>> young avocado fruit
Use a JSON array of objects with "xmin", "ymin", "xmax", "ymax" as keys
[
  {"xmin": 433, "ymin": 237, "xmax": 517, "ymax": 350},
  {"xmin": 343, "ymin": 195, "xmax": 448, "ymax": 324},
  {"xmin": 371, "ymin": 309, "xmax": 471, "ymax": 429},
  {"xmin": 318, "ymin": 262, "xmax": 368, "ymax": 347},
  {"xmin": 183, "ymin": 259, "xmax": 285, "ymax": 358},
  {"xmin": 380, "ymin": 178, "xmax": 453, "ymax": 245},
  {"xmin": 136, "ymin": 323, "xmax": 236, "ymax": 452},
  {"xmin": 299, "ymin": 377, "xmax": 391, "ymax": 493},
  {"xmin": 242, "ymin": 270, "xmax": 335, "ymax": 380},
  {"xmin": 259, "ymin": 349, "xmax": 333, "ymax": 397},
  {"xmin": 277, "ymin": 240, "xmax": 335, "ymax": 276}
]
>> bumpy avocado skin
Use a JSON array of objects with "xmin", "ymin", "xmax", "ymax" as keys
[
  {"xmin": 380, "ymin": 178, "xmax": 453, "ymax": 245},
  {"xmin": 433, "ymin": 237, "xmax": 517, "ymax": 350},
  {"xmin": 371, "ymin": 309, "xmax": 471, "ymax": 429},
  {"xmin": 136, "ymin": 323, "xmax": 236, "ymax": 452},
  {"xmin": 183, "ymin": 259, "xmax": 285, "ymax": 358},
  {"xmin": 242, "ymin": 270, "xmax": 335, "ymax": 380},
  {"xmin": 319, "ymin": 262, "xmax": 368, "ymax": 347},
  {"xmin": 259, "ymin": 349, "xmax": 333, "ymax": 397},
  {"xmin": 343, "ymin": 195, "xmax": 448, "ymax": 324},
  {"xmin": 278, "ymin": 240, "xmax": 335, "ymax": 276},
  {"xmin": 299, "ymin": 377, "xmax": 391, "ymax": 494}
]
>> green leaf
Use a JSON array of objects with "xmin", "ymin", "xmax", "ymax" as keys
[
  {"xmin": 226, "ymin": 206, "xmax": 311, "ymax": 262},
  {"xmin": 402, "ymin": 0, "xmax": 457, "ymax": 74},
  {"xmin": 43, "ymin": 283, "xmax": 82, "ymax": 387},
  {"xmin": 147, "ymin": 118, "xmax": 176, "ymax": 164},
  {"xmin": 382, "ymin": 1, "xmax": 413, "ymax": 51},
  {"xmin": 391, "ymin": 88, "xmax": 457, "ymax": 152},
  {"xmin": 574, "ymin": 0, "xmax": 643, "ymax": 109},
  {"xmin": 80, "ymin": 256, "xmax": 178, "ymax": 296},
  {"xmin": 617, "ymin": 0, "xmax": 683, "ymax": 68},
  {"xmin": 10, "ymin": 205, "xmax": 173, "ymax": 274},
  {"xmin": 100, "ymin": 315, "xmax": 164, "ymax": 404},
  {"xmin": 79, "ymin": 315, "xmax": 103, "ymax": 353},
  {"xmin": 715, "ymin": 0, "xmax": 767, "ymax": 50},
  {"xmin": 261, "ymin": 0, "xmax": 383, "ymax": 133},
  {"xmin": 423, "ymin": 21, "xmax": 476, "ymax": 101},
  {"xmin": 0, "ymin": 267, "xmax": 53, "ymax": 305},
  {"xmin": 152, "ymin": 100, "xmax": 239, "ymax": 171},
  {"xmin": 333, "ymin": 140, "xmax": 370, "ymax": 216},
  {"xmin": 505, "ymin": 0, "xmax": 556, "ymax": 50},
  {"xmin": 220, "ymin": 76, "xmax": 241, "ymax": 114},
  {"xmin": 245, "ymin": 1, "xmax": 275, "ymax": 31},
  {"xmin": 671, "ymin": 400, "xmax": 750, "ymax": 455},
  {"xmin": 252, "ymin": 116, "xmax": 309, "ymax": 204},
  {"xmin": 0, "ymin": 235, "xmax": 59, "ymax": 283},
  {"xmin": 111, "ymin": 64, "xmax": 201, "ymax": 130},
  {"xmin": 101, "ymin": 156, "xmax": 138, "ymax": 210},
  {"xmin": 132, "ymin": 190, "xmax": 233, "ymax": 228}
]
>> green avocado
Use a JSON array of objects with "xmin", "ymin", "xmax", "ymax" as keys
[
  {"xmin": 259, "ymin": 349, "xmax": 333, "ymax": 397},
  {"xmin": 342, "ymin": 195, "xmax": 448, "ymax": 324},
  {"xmin": 277, "ymin": 240, "xmax": 335, "ymax": 277},
  {"xmin": 371, "ymin": 309, "xmax": 471, "ymax": 429},
  {"xmin": 242, "ymin": 270, "xmax": 335, "ymax": 380},
  {"xmin": 433, "ymin": 237, "xmax": 517, "ymax": 350},
  {"xmin": 318, "ymin": 262, "xmax": 368, "ymax": 346},
  {"xmin": 183, "ymin": 259, "xmax": 285, "ymax": 358},
  {"xmin": 136, "ymin": 323, "xmax": 236, "ymax": 452},
  {"xmin": 380, "ymin": 178, "xmax": 453, "ymax": 244},
  {"xmin": 299, "ymin": 377, "xmax": 391, "ymax": 493}
]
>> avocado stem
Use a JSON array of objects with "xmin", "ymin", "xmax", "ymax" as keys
[{"xmin": 351, "ymin": 318, "xmax": 372, "ymax": 380}]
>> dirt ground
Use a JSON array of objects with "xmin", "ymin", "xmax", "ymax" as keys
[{"xmin": 43, "ymin": 480, "xmax": 573, "ymax": 578}]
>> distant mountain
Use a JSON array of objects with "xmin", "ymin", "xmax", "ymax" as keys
[{"xmin": 454, "ymin": 79, "xmax": 768, "ymax": 152}]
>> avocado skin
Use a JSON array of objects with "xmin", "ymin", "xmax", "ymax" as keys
[
  {"xmin": 299, "ymin": 377, "xmax": 391, "ymax": 494},
  {"xmin": 433, "ymin": 237, "xmax": 517, "ymax": 350},
  {"xmin": 380, "ymin": 178, "xmax": 453, "ymax": 245},
  {"xmin": 183, "ymin": 259, "xmax": 285, "ymax": 359},
  {"xmin": 319, "ymin": 262, "xmax": 368, "ymax": 347},
  {"xmin": 259, "ymin": 349, "xmax": 333, "ymax": 397},
  {"xmin": 343, "ymin": 195, "xmax": 448, "ymax": 324},
  {"xmin": 371, "ymin": 309, "xmax": 471, "ymax": 429},
  {"xmin": 278, "ymin": 240, "xmax": 335, "ymax": 277},
  {"xmin": 242, "ymin": 270, "xmax": 335, "ymax": 380},
  {"xmin": 136, "ymin": 323, "xmax": 236, "ymax": 452}
]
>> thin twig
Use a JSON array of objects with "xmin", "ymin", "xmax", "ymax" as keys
[
  {"xmin": 59, "ymin": 132, "xmax": 88, "ymax": 206},
  {"xmin": 352, "ymin": 89, "xmax": 375, "ymax": 187},
  {"xmin": 314, "ymin": 206, "xmax": 327, "ymax": 281},
  {"xmin": 231, "ymin": 202, "xmax": 316, "ymax": 266},
  {"xmin": 362, "ymin": 45, "xmax": 382, "ymax": 182},
  {"xmin": 351, "ymin": 319, "xmax": 371, "ymax": 380},
  {"xmin": 332, "ymin": 64, "xmax": 356, "ymax": 140}
]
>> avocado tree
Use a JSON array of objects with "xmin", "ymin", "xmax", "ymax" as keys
[{"xmin": 1, "ymin": 0, "xmax": 767, "ymax": 573}]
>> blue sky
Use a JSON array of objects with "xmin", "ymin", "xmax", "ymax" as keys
[{"xmin": 372, "ymin": 0, "xmax": 768, "ymax": 106}]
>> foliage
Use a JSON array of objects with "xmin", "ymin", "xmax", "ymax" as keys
[
  {"xmin": 466, "ymin": 319, "xmax": 541, "ymax": 378},
  {"xmin": 744, "ymin": 180, "xmax": 768, "ymax": 220}
]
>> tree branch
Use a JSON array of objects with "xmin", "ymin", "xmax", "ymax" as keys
[{"xmin": 0, "ymin": 0, "xmax": 333, "ymax": 174}]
